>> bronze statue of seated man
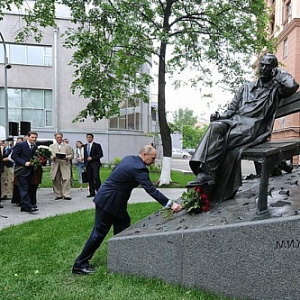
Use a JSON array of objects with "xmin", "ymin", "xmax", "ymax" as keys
[{"xmin": 186, "ymin": 53, "xmax": 299, "ymax": 203}]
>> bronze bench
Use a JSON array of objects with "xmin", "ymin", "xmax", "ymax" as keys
[{"xmin": 242, "ymin": 91, "xmax": 300, "ymax": 214}]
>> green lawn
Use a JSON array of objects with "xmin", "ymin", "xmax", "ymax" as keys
[
  {"xmin": 39, "ymin": 165, "xmax": 195, "ymax": 188},
  {"xmin": 0, "ymin": 203, "xmax": 232, "ymax": 300}
]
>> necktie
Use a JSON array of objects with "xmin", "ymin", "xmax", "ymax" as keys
[{"xmin": 87, "ymin": 144, "xmax": 91, "ymax": 156}]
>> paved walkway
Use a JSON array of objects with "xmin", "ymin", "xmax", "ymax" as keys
[
  {"xmin": 0, "ymin": 187, "xmax": 185, "ymax": 230},
  {"xmin": 0, "ymin": 161, "xmax": 258, "ymax": 231}
]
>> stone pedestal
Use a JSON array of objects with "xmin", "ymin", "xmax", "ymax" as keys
[{"xmin": 108, "ymin": 170, "xmax": 300, "ymax": 300}]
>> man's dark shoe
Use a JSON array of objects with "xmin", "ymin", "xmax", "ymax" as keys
[
  {"xmin": 54, "ymin": 197, "xmax": 63, "ymax": 200},
  {"xmin": 186, "ymin": 172, "xmax": 215, "ymax": 188},
  {"xmin": 21, "ymin": 207, "xmax": 39, "ymax": 213},
  {"xmin": 86, "ymin": 194, "xmax": 95, "ymax": 198},
  {"xmin": 0, "ymin": 204, "xmax": 3, "ymax": 209},
  {"xmin": 64, "ymin": 197, "xmax": 72, "ymax": 200},
  {"xmin": 72, "ymin": 267, "xmax": 95, "ymax": 275}
]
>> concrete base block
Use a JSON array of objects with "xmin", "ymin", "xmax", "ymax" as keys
[{"xmin": 108, "ymin": 215, "xmax": 300, "ymax": 300}]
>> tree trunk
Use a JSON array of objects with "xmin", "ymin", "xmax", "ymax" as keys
[{"xmin": 158, "ymin": 40, "xmax": 172, "ymax": 185}]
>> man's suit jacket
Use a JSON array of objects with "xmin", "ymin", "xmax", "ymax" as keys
[
  {"xmin": 84, "ymin": 142, "xmax": 103, "ymax": 167},
  {"xmin": 11, "ymin": 141, "xmax": 37, "ymax": 177},
  {"xmin": 93, "ymin": 155, "xmax": 169, "ymax": 218},
  {"xmin": 49, "ymin": 143, "xmax": 73, "ymax": 180}
]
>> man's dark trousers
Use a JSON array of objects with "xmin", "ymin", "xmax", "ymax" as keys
[
  {"xmin": 18, "ymin": 172, "xmax": 33, "ymax": 210},
  {"xmin": 87, "ymin": 164, "xmax": 101, "ymax": 195},
  {"xmin": 73, "ymin": 205, "xmax": 130, "ymax": 269}
]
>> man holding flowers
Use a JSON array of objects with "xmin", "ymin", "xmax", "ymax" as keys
[{"xmin": 11, "ymin": 131, "xmax": 39, "ymax": 213}]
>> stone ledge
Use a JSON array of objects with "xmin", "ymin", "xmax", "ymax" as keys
[
  {"xmin": 108, "ymin": 168, "xmax": 300, "ymax": 300},
  {"xmin": 108, "ymin": 216, "xmax": 300, "ymax": 300}
]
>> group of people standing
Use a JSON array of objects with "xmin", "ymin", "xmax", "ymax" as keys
[
  {"xmin": 0, "ymin": 131, "xmax": 104, "ymax": 212},
  {"xmin": 51, "ymin": 132, "xmax": 103, "ymax": 201}
]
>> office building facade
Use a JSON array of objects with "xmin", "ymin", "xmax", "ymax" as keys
[{"xmin": 0, "ymin": 4, "xmax": 153, "ymax": 163}]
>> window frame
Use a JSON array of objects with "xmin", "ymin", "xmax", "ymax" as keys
[
  {"xmin": 0, "ymin": 43, "xmax": 53, "ymax": 66},
  {"xmin": 0, "ymin": 88, "xmax": 53, "ymax": 128}
]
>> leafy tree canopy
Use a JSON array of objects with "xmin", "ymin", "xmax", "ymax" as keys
[
  {"xmin": 2, "ymin": 0, "xmax": 275, "ymax": 123},
  {"xmin": 182, "ymin": 124, "xmax": 208, "ymax": 150},
  {"xmin": 169, "ymin": 108, "xmax": 198, "ymax": 133}
]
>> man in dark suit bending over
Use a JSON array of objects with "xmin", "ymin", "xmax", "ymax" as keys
[
  {"xmin": 72, "ymin": 145, "xmax": 182, "ymax": 275},
  {"xmin": 84, "ymin": 133, "xmax": 103, "ymax": 197}
]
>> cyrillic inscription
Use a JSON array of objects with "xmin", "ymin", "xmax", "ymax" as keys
[{"xmin": 276, "ymin": 240, "xmax": 300, "ymax": 249}]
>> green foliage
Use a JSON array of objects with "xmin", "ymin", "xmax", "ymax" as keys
[
  {"xmin": 7, "ymin": 0, "xmax": 275, "ymax": 120},
  {"xmin": 113, "ymin": 157, "xmax": 121, "ymax": 165},
  {"xmin": 149, "ymin": 170, "xmax": 195, "ymax": 188},
  {"xmin": 16, "ymin": 0, "xmax": 57, "ymax": 42},
  {"xmin": 148, "ymin": 162, "xmax": 162, "ymax": 173},
  {"xmin": 39, "ymin": 166, "xmax": 194, "ymax": 188},
  {"xmin": 0, "ymin": 0, "xmax": 22, "ymax": 21},
  {"xmin": 105, "ymin": 157, "xmax": 122, "ymax": 169},
  {"xmin": 182, "ymin": 124, "xmax": 208, "ymax": 149},
  {"xmin": 169, "ymin": 108, "xmax": 198, "ymax": 133},
  {"xmin": 2, "ymin": 0, "xmax": 275, "ymax": 160}
]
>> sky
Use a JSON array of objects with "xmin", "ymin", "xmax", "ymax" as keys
[
  {"xmin": 151, "ymin": 47, "xmax": 256, "ymax": 122},
  {"xmin": 151, "ymin": 68, "xmax": 234, "ymax": 122},
  {"xmin": 164, "ymin": 77, "xmax": 233, "ymax": 121}
]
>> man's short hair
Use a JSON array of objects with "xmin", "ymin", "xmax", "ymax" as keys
[
  {"xmin": 139, "ymin": 145, "xmax": 155, "ymax": 155},
  {"xmin": 86, "ymin": 133, "xmax": 94, "ymax": 138},
  {"xmin": 27, "ymin": 131, "xmax": 38, "ymax": 137},
  {"xmin": 54, "ymin": 132, "xmax": 63, "ymax": 137}
]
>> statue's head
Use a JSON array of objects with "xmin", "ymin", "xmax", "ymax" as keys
[{"xmin": 259, "ymin": 53, "xmax": 278, "ymax": 83}]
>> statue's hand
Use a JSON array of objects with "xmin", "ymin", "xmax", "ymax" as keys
[
  {"xmin": 271, "ymin": 67, "xmax": 279, "ymax": 77},
  {"xmin": 210, "ymin": 112, "xmax": 220, "ymax": 122}
]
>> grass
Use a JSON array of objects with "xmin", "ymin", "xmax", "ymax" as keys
[
  {"xmin": 0, "ymin": 202, "xmax": 232, "ymax": 300},
  {"xmin": 39, "ymin": 165, "xmax": 195, "ymax": 188}
]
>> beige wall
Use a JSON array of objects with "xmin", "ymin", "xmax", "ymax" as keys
[{"xmin": 270, "ymin": 1, "xmax": 300, "ymax": 163}]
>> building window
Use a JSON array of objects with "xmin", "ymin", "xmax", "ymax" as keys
[
  {"xmin": 283, "ymin": 1, "xmax": 292, "ymax": 25},
  {"xmin": 0, "ymin": 44, "xmax": 52, "ymax": 66},
  {"xmin": 283, "ymin": 38, "xmax": 288, "ymax": 58},
  {"xmin": 0, "ymin": 88, "xmax": 52, "ymax": 128},
  {"xmin": 270, "ymin": 13, "xmax": 275, "ymax": 34},
  {"xmin": 109, "ymin": 98, "xmax": 141, "ymax": 131},
  {"xmin": 281, "ymin": 117, "xmax": 285, "ymax": 129}
]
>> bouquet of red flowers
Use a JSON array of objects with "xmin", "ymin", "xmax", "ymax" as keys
[
  {"xmin": 161, "ymin": 187, "xmax": 210, "ymax": 220},
  {"xmin": 181, "ymin": 187, "xmax": 210, "ymax": 214},
  {"xmin": 30, "ymin": 145, "xmax": 52, "ymax": 168}
]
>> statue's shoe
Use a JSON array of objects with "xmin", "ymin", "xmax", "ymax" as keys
[
  {"xmin": 280, "ymin": 160, "xmax": 293, "ymax": 173},
  {"xmin": 186, "ymin": 172, "xmax": 215, "ymax": 187}
]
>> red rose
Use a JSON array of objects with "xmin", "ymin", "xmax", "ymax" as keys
[
  {"xmin": 193, "ymin": 187, "xmax": 200, "ymax": 194},
  {"xmin": 203, "ymin": 204, "xmax": 210, "ymax": 212},
  {"xmin": 39, "ymin": 156, "xmax": 46, "ymax": 164}
]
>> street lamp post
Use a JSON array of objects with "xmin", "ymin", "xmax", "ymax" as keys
[{"xmin": 0, "ymin": 32, "xmax": 11, "ymax": 140}]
